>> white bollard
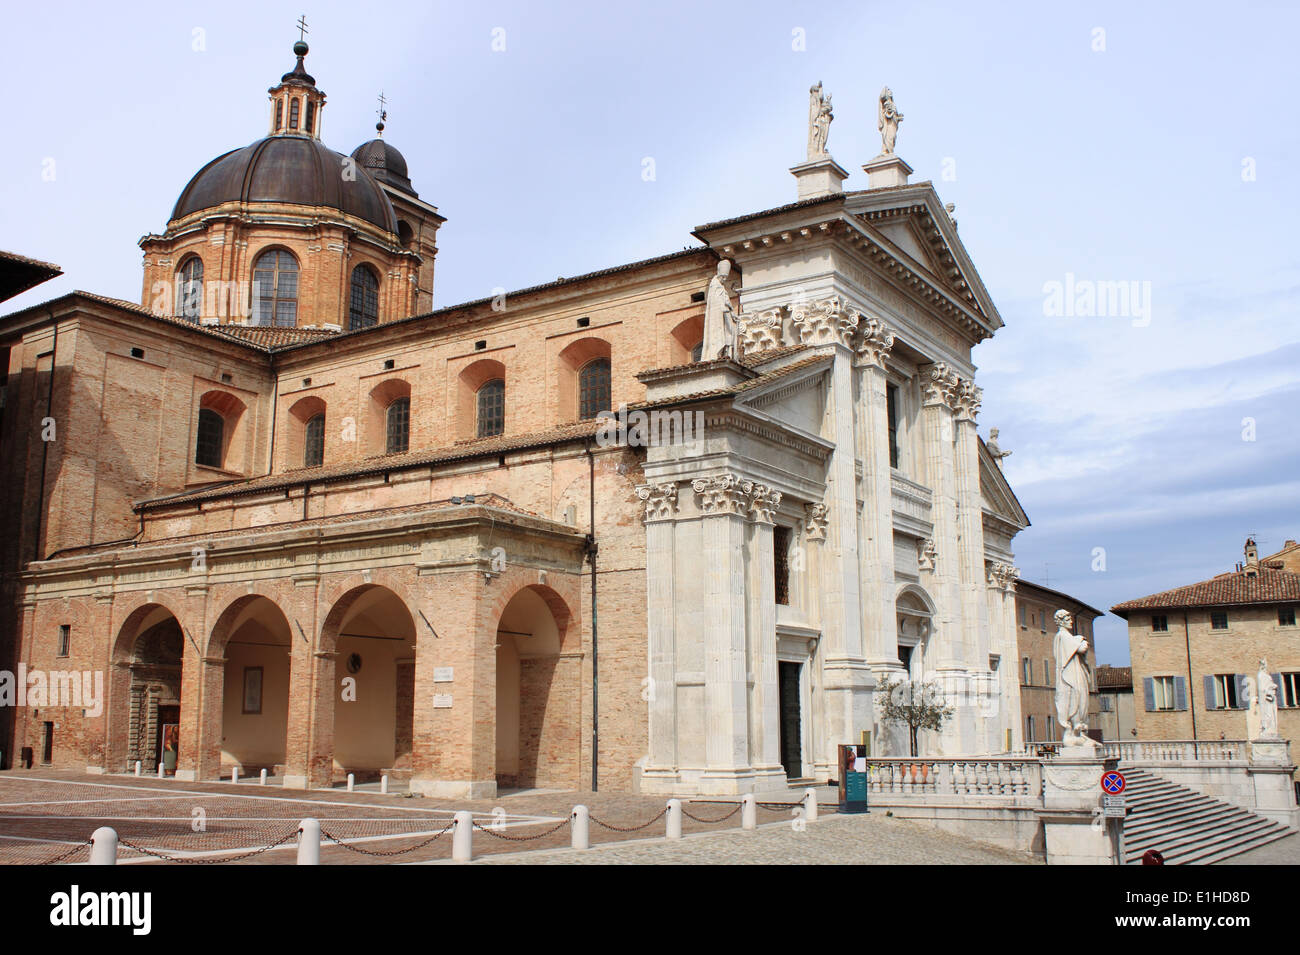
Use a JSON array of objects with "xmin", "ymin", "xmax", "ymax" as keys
[
  {"xmin": 452, "ymin": 810, "xmax": 474, "ymax": 862},
  {"xmin": 260, "ymin": 768, "xmax": 267, "ymax": 786},
  {"xmin": 571, "ymin": 805, "xmax": 590, "ymax": 849},
  {"xmin": 741, "ymin": 794, "xmax": 756, "ymax": 831},
  {"xmin": 157, "ymin": 761, "xmax": 165, "ymax": 779},
  {"xmin": 666, "ymin": 799, "xmax": 683, "ymax": 840},
  {"xmin": 89, "ymin": 826, "xmax": 119, "ymax": 865},
  {"xmin": 380, "ymin": 774, "xmax": 388, "ymax": 794},
  {"xmin": 231, "ymin": 768, "xmax": 239, "ymax": 785},
  {"xmin": 134, "ymin": 761, "xmax": 141, "ymax": 777},
  {"xmin": 346, "ymin": 773, "xmax": 355, "ymax": 792},
  {"xmin": 296, "ymin": 818, "xmax": 320, "ymax": 865},
  {"xmin": 805, "ymin": 788, "xmax": 818, "ymax": 824}
]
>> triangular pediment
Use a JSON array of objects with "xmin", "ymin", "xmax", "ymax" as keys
[{"xmin": 844, "ymin": 186, "xmax": 1002, "ymax": 331}]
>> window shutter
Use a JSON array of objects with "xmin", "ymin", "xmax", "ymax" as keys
[
  {"xmin": 1273, "ymin": 674, "xmax": 1285, "ymax": 705},
  {"xmin": 1143, "ymin": 677, "xmax": 1155, "ymax": 711},
  {"xmin": 1235, "ymin": 674, "xmax": 1250, "ymax": 710},
  {"xmin": 1174, "ymin": 676, "xmax": 1187, "ymax": 711},
  {"xmin": 1203, "ymin": 675, "xmax": 1216, "ymax": 709}
]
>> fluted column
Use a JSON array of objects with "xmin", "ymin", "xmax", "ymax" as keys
[
  {"xmin": 693, "ymin": 473, "xmax": 754, "ymax": 793},
  {"xmin": 803, "ymin": 503, "xmax": 831, "ymax": 777},
  {"xmin": 746, "ymin": 483, "xmax": 784, "ymax": 784},
  {"xmin": 853, "ymin": 314, "xmax": 901, "ymax": 675},
  {"xmin": 637, "ymin": 482, "xmax": 679, "ymax": 781},
  {"xmin": 920, "ymin": 362, "xmax": 971, "ymax": 753}
]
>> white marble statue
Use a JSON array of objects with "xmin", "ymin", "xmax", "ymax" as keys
[
  {"xmin": 878, "ymin": 86, "xmax": 903, "ymax": 155},
  {"xmin": 986, "ymin": 428, "xmax": 1012, "ymax": 468},
  {"xmin": 700, "ymin": 259, "xmax": 738, "ymax": 361},
  {"xmin": 1257, "ymin": 659, "xmax": 1279, "ymax": 738},
  {"xmin": 1053, "ymin": 609, "xmax": 1094, "ymax": 747},
  {"xmin": 807, "ymin": 82, "xmax": 833, "ymax": 159}
]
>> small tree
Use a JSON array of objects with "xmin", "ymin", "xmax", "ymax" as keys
[{"xmin": 876, "ymin": 676, "xmax": 955, "ymax": 757}]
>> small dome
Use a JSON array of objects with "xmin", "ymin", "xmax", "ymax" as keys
[
  {"xmin": 351, "ymin": 138, "xmax": 416, "ymax": 196},
  {"xmin": 171, "ymin": 136, "xmax": 398, "ymax": 233}
]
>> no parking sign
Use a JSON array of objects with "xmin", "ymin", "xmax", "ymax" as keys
[{"xmin": 1101, "ymin": 771, "xmax": 1126, "ymax": 794}]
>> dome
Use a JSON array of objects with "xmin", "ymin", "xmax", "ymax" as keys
[
  {"xmin": 351, "ymin": 138, "xmax": 416, "ymax": 196},
  {"xmin": 171, "ymin": 136, "xmax": 399, "ymax": 233}
]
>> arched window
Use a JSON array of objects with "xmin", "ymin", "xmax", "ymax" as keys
[
  {"xmin": 289, "ymin": 97, "xmax": 300, "ymax": 130},
  {"xmin": 176, "ymin": 256, "xmax": 204, "ymax": 321},
  {"xmin": 252, "ymin": 250, "xmax": 298, "ymax": 327},
  {"xmin": 304, "ymin": 413, "xmax": 325, "ymax": 467},
  {"xmin": 386, "ymin": 397, "xmax": 410, "ymax": 454},
  {"xmin": 274, "ymin": 100, "xmax": 283, "ymax": 131},
  {"xmin": 348, "ymin": 265, "xmax": 379, "ymax": 330},
  {"xmin": 196, "ymin": 409, "xmax": 224, "ymax": 467},
  {"xmin": 305, "ymin": 100, "xmax": 316, "ymax": 134},
  {"xmin": 477, "ymin": 379, "xmax": 505, "ymax": 438},
  {"xmin": 578, "ymin": 357, "xmax": 611, "ymax": 420},
  {"xmin": 691, "ymin": 341, "xmax": 703, "ymax": 363}
]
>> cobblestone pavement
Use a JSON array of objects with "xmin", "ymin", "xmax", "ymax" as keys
[{"xmin": 459, "ymin": 812, "xmax": 1042, "ymax": 865}]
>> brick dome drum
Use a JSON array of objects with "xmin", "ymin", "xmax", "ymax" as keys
[{"xmin": 171, "ymin": 135, "xmax": 399, "ymax": 234}]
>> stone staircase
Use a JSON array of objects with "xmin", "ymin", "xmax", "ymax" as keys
[{"xmin": 1122, "ymin": 768, "xmax": 1293, "ymax": 864}]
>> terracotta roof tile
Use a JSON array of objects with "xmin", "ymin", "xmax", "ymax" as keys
[
  {"xmin": 1095, "ymin": 665, "xmax": 1133, "ymax": 689},
  {"xmin": 138, "ymin": 419, "xmax": 606, "ymax": 510},
  {"xmin": 1111, "ymin": 567, "xmax": 1300, "ymax": 615}
]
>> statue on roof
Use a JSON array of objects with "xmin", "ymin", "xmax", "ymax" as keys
[
  {"xmin": 701, "ymin": 260, "xmax": 738, "ymax": 361},
  {"xmin": 987, "ymin": 428, "xmax": 1012, "ymax": 468},
  {"xmin": 807, "ymin": 82, "xmax": 833, "ymax": 159},
  {"xmin": 878, "ymin": 86, "xmax": 903, "ymax": 155}
]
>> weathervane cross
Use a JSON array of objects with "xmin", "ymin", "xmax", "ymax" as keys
[
  {"xmin": 296, "ymin": 14, "xmax": 309, "ymax": 42},
  {"xmin": 377, "ymin": 90, "xmax": 388, "ymax": 121}
]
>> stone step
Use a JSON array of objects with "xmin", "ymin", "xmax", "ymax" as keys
[{"xmin": 1122, "ymin": 770, "xmax": 1292, "ymax": 865}]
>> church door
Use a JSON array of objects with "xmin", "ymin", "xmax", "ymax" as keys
[{"xmin": 778, "ymin": 662, "xmax": 803, "ymax": 779}]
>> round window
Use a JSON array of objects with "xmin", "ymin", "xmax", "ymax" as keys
[{"xmin": 346, "ymin": 653, "xmax": 363, "ymax": 674}]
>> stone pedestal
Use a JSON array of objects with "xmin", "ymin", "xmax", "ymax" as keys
[
  {"xmin": 790, "ymin": 156, "xmax": 849, "ymax": 199},
  {"xmin": 862, "ymin": 154, "xmax": 913, "ymax": 189},
  {"xmin": 1248, "ymin": 738, "xmax": 1299, "ymax": 829},
  {"xmin": 1039, "ymin": 748, "xmax": 1121, "ymax": 865}
]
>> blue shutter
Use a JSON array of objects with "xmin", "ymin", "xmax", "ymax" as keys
[
  {"xmin": 1203, "ymin": 675, "xmax": 1216, "ymax": 709},
  {"xmin": 1235, "ymin": 674, "xmax": 1250, "ymax": 710},
  {"xmin": 1143, "ymin": 677, "xmax": 1155, "ymax": 711},
  {"xmin": 1174, "ymin": 676, "xmax": 1187, "ymax": 711}
]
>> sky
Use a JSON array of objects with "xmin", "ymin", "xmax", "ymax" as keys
[{"xmin": 2, "ymin": 1, "xmax": 1298, "ymax": 666}]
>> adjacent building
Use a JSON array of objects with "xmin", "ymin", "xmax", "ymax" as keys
[
  {"xmin": 1013, "ymin": 579, "xmax": 1102, "ymax": 743},
  {"xmin": 0, "ymin": 40, "xmax": 1032, "ymax": 796},
  {"xmin": 1094, "ymin": 665, "xmax": 1136, "ymax": 741},
  {"xmin": 1113, "ymin": 539, "xmax": 1300, "ymax": 780}
]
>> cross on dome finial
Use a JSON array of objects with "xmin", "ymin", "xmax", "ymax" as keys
[
  {"xmin": 376, "ymin": 90, "xmax": 387, "ymax": 135},
  {"xmin": 297, "ymin": 14, "xmax": 309, "ymax": 43}
]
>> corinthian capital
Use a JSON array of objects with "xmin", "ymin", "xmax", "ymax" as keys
[
  {"xmin": 986, "ymin": 561, "xmax": 1020, "ymax": 591},
  {"xmin": 789, "ymin": 295, "xmax": 859, "ymax": 348},
  {"xmin": 921, "ymin": 362, "xmax": 961, "ymax": 409},
  {"xmin": 853, "ymin": 315, "xmax": 895, "ymax": 369},
  {"xmin": 954, "ymin": 378, "xmax": 983, "ymax": 422},
  {"xmin": 748, "ymin": 483, "xmax": 783, "ymax": 524},
  {"xmin": 636, "ymin": 482, "xmax": 679, "ymax": 522},
  {"xmin": 738, "ymin": 307, "xmax": 786, "ymax": 357},
  {"xmin": 803, "ymin": 501, "xmax": 829, "ymax": 541},
  {"xmin": 691, "ymin": 472, "xmax": 751, "ymax": 516}
]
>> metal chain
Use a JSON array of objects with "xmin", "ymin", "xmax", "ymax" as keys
[
  {"xmin": 471, "ymin": 817, "xmax": 570, "ymax": 842},
  {"xmin": 589, "ymin": 806, "xmax": 669, "ymax": 832},
  {"xmin": 319, "ymin": 820, "xmax": 455, "ymax": 857},
  {"xmin": 680, "ymin": 804, "xmax": 741, "ymax": 824},
  {"xmin": 756, "ymin": 801, "xmax": 804, "ymax": 811},
  {"xmin": 42, "ymin": 840, "xmax": 92, "ymax": 865},
  {"xmin": 117, "ymin": 827, "xmax": 300, "ymax": 864}
]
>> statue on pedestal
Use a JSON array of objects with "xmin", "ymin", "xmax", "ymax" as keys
[
  {"xmin": 1053, "ymin": 609, "xmax": 1095, "ymax": 747},
  {"xmin": 700, "ymin": 259, "xmax": 738, "ymax": 361},
  {"xmin": 807, "ymin": 82, "xmax": 833, "ymax": 159},
  {"xmin": 878, "ymin": 86, "xmax": 903, "ymax": 156},
  {"xmin": 1257, "ymin": 659, "xmax": 1279, "ymax": 738}
]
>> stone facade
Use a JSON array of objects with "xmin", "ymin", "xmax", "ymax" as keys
[
  {"xmin": 0, "ymin": 51, "xmax": 1032, "ymax": 795},
  {"xmin": 1094, "ymin": 665, "xmax": 1136, "ymax": 741}
]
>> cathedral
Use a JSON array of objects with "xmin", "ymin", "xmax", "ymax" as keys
[{"xmin": 0, "ymin": 40, "xmax": 1029, "ymax": 796}]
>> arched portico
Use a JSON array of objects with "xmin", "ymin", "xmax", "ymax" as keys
[
  {"xmin": 108, "ymin": 603, "xmax": 185, "ymax": 774},
  {"xmin": 494, "ymin": 584, "xmax": 579, "ymax": 790}
]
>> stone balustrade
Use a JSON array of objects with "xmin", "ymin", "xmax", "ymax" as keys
[
  {"xmin": 866, "ymin": 757, "xmax": 1043, "ymax": 799},
  {"xmin": 1102, "ymin": 739, "xmax": 1252, "ymax": 763}
]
